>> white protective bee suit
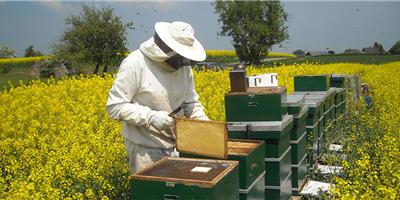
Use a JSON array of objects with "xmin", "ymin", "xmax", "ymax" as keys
[{"xmin": 106, "ymin": 21, "xmax": 208, "ymax": 173}]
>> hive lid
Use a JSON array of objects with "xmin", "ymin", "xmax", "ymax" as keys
[
  {"xmin": 131, "ymin": 157, "xmax": 238, "ymax": 188},
  {"xmin": 282, "ymin": 93, "xmax": 305, "ymax": 107},
  {"xmin": 304, "ymin": 99, "xmax": 322, "ymax": 108},
  {"xmin": 175, "ymin": 118, "xmax": 228, "ymax": 159}
]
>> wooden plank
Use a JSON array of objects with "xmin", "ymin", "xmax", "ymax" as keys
[{"xmin": 175, "ymin": 118, "xmax": 228, "ymax": 159}]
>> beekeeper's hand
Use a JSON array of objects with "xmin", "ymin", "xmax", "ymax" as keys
[{"xmin": 149, "ymin": 111, "xmax": 174, "ymax": 131}]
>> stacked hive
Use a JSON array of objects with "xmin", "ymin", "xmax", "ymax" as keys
[
  {"xmin": 130, "ymin": 157, "xmax": 240, "ymax": 199},
  {"xmin": 330, "ymin": 74, "xmax": 349, "ymax": 117},
  {"xmin": 226, "ymin": 70, "xmax": 293, "ymax": 200},
  {"xmin": 293, "ymin": 75, "xmax": 332, "ymax": 165},
  {"xmin": 282, "ymin": 94, "xmax": 309, "ymax": 194},
  {"xmin": 181, "ymin": 139, "xmax": 266, "ymax": 200}
]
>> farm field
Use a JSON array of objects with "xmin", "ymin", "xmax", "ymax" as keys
[
  {"xmin": 262, "ymin": 54, "xmax": 400, "ymax": 66},
  {"xmin": 0, "ymin": 61, "xmax": 399, "ymax": 199}
]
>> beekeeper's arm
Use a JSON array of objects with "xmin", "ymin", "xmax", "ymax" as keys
[
  {"xmin": 106, "ymin": 60, "xmax": 172, "ymax": 130},
  {"xmin": 182, "ymin": 69, "xmax": 209, "ymax": 120}
]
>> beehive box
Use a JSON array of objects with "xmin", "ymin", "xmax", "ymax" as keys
[
  {"xmin": 294, "ymin": 75, "xmax": 330, "ymax": 91},
  {"xmin": 306, "ymin": 122, "xmax": 318, "ymax": 167},
  {"xmin": 282, "ymin": 93, "xmax": 305, "ymax": 115},
  {"xmin": 227, "ymin": 139, "xmax": 265, "ymax": 189},
  {"xmin": 291, "ymin": 106, "xmax": 308, "ymax": 141},
  {"xmin": 225, "ymin": 87, "xmax": 288, "ymax": 122},
  {"xmin": 304, "ymin": 99, "xmax": 323, "ymax": 126},
  {"xmin": 334, "ymin": 87, "xmax": 347, "ymax": 104},
  {"xmin": 291, "ymin": 154, "xmax": 308, "ymax": 194},
  {"xmin": 265, "ymin": 172, "xmax": 292, "ymax": 200},
  {"xmin": 239, "ymin": 172, "xmax": 265, "ymax": 200},
  {"xmin": 130, "ymin": 157, "xmax": 239, "ymax": 200},
  {"xmin": 227, "ymin": 115, "xmax": 293, "ymax": 158},
  {"xmin": 265, "ymin": 146, "xmax": 291, "ymax": 186},
  {"xmin": 183, "ymin": 140, "xmax": 266, "ymax": 189},
  {"xmin": 290, "ymin": 131, "xmax": 307, "ymax": 164},
  {"xmin": 330, "ymin": 74, "xmax": 349, "ymax": 88}
]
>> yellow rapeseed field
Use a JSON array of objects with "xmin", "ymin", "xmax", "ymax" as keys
[
  {"xmin": 205, "ymin": 49, "xmax": 295, "ymax": 58},
  {"xmin": 0, "ymin": 62, "xmax": 399, "ymax": 199}
]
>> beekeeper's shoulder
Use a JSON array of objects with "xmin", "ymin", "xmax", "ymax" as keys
[{"xmin": 119, "ymin": 50, "xmax": 146, "ymax": 74}]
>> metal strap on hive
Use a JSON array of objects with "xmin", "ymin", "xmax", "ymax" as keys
[
  {"xmin": 293, "ymin": 106, "xmax": 308, "ymax": 119},
  {"xmin": 227, "ymin": 115, "xmax": 293, "ymax": 132},
  {"xmin": 324, "ymin": 105, "xmax": 335, "ymax": 115},
  {"xmin": 318, "ymin": 115, "xmax": 324, "ymax": 123},
  {"xmin": 290, "ymin": 153, "xmax": 308, "ymax": 168},
  {"xmin": 264, "ymin": 146, "xmax": 291, "ymax": 162},
  {"xmin": 335, "ymin": 100, "xmax": 346, "ymax": 108},
  {"xmin": 239, "ymin": 171, "xmax": 266, "ymax": 194},
  {"xmin": 265, "ymin": 171, "xmax": 292, "ymax": 190},
  {"xmin": 290, "ymin": 131, "xmax": 307, "ymax": 145},
  {"xmin": 305, "ymin": 121, "xmax": 318, "ymax": 129}
]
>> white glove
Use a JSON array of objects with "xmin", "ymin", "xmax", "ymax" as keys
[{"xmin": 149, "ymin": 111, "xmax": 174, "ymax": 131}]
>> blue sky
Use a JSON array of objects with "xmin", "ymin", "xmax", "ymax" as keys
[{"xmin": 1, "ymin": 1, "xmax": 400, "ymax": 56}]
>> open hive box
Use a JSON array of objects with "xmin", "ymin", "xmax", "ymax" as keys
[
  {"xmin": 175, "ymin": 118, "xmax": 228, "ymax": 159},
  {"xmin": 130, "ymin": 157, "xmax": 239, "ymax": 200}
]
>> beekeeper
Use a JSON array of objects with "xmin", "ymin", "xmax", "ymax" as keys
[{"xmin": 106, "ymin": 21, "xmax": 209, "ymax": 173}]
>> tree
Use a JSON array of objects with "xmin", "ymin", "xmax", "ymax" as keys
[
  {"xmin": 389, "ymin": 40, "xmax": 400, "ymax": 55},
  {"xmin": 24, "ymin": 45, "xmax": 43, "ymax": 57},
  {"xmin": 214, "ymin": 1, "xmax": 289, "ymax": 64},
  {"xmin": 0, "ymin": 46, "xmax": 16, "ymax": 58},
  {"xmin": 293, "ymin": 49, "xmax": 305, "ymax": 56},
  {"xmin": 55, "ymin": 4, "xmax": 133, "ymax": 74},
  {"xmin": 373, "ymin": 42, "xmax": 385, "ymax": 54}
]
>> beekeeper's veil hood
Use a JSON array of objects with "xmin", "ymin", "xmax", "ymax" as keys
[{"xmin": 140, "ymin": 21, "xmax": 206, "ymax": 63}]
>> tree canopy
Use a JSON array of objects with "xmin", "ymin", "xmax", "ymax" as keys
[
  {"xmin": 24, "ymin": 45, "xmax": 43, "ymax": 57},
  {"xmin": 55, "ymin": 4, "xmax": 133, "ymax": 74},
  {"xmin": 0, "ymin": 46, "xmax": 16, "ymax": 58},
  {"xmin": 214, "ymin": 1, "xmax": 289, "ymax": 64},
  {"xmin": 389, "ymin": 41, "xmax": 400, "ymax": 55}
]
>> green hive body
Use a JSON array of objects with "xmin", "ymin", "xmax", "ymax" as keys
[
  {"xmin": 130, "ymin": 158, "xmax": 239, "ymax": 200},
  {"xmin": 180, "ymin": 139, "xmax": 266, "ymax": 200},
  {"xmin": 225, "ymin": 87, "xmax": 288, "ymax": 122},
  {"xmin": 330, "ymin": 74, "xmax": 350, "ymax": 88},
  {"xmin": 294, "ymin": 75, "xmax": 330, "ymax": 91}
]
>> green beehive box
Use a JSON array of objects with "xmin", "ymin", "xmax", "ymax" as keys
[
  {"xmin": 304, "ymin": 99, "xmax": 323, "ymax": 126},
  {"xmin": 181, "ymin": 139, "xmax": 265, "ymax": 190},
  {"xmin": 306, "ymin": 122, "xmax": 318, "ymax": 167},
  {"xmin": 239, "ymin": 172, "xmax": 265, "ymax": 200},
  {"xmin": 282, "ymin": 93, "xmax": 305, "ymax": 115},
  {"xmin": 330, "ymin": 74, "xmax": 349, "ymax": 88},
  {"xmin": 130, "ymin": 157, "xmax": 239, "ymax": 200},
  {"xmin": 291, "ymin": 154, "xmax": 308, "ymax": 194},
  {"xmin": 294, "ymin": 75, "xmax": 330, "ymax": 91},
  {"xmin": 265, "ymin": 172, "xmax": 292, "ymax": 200},
  {"xmin": 227, "ymin": 115, "xmax": 293, "ymax": 158},
  {"xmin": 227, "ymin": 139, "xmax": 266, "ymax": 189},
  {"xmin": 290, "ymin": 131, "xmax": 307, "ymax": 164},
  {"xmin": 318, "ymin": 115, "xmax": 324, "ymax": 138},
  {"xmin": 334, "ymin": 88, "xmax": 347, "ymax": 104},
  {"xmin": 317, "ymin": 132, "xmax": 325, "ymax": 157},
  {"xmin": 291, "ymin": 106, "xmax": 308, "ymax": 140},
  {"xmin": 225, "ymin": 87, "xmax": 288, "ymax": 122},
  {"xmin": 265, "ymin": 146, "xmax": 291, "ymax": 186}
]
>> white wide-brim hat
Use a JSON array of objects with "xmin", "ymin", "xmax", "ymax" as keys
[{"xmin": 155, "ymin": 21, "xmax": 206, "ymax": 62}]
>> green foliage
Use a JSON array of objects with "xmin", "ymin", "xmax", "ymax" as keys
[
  {"xmin": 0, "ymin": 46, "xmax": 16, "ymax": 58},
  {"xmin": 389, "ymin": 40, "xmax": 400, "ymax": 55},
  {"xmin": 55, "ymin": 4, "xmax": 133, "ymax": 73},
  {"xmin": 214, "ymin": 1, "xmax": 289, "ymax": 64},
  {"xmin": 293, "ymin": 49, "xmax": 305, "ymax": 56},
  {"xmin": 24, "ymin": 45, "xmax": 44, "ymax": 57}
]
